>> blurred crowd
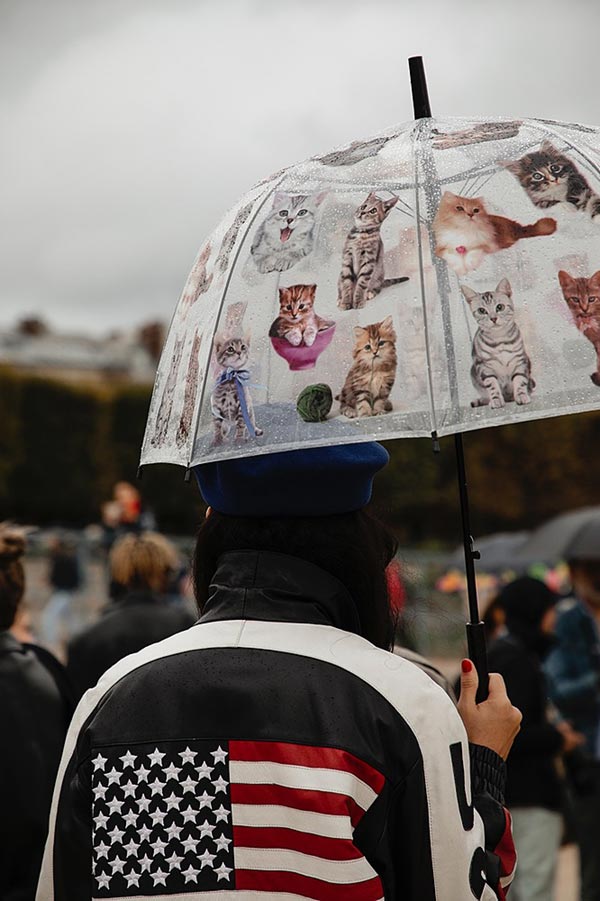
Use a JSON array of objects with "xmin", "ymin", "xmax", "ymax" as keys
[{"xmin": 2, "ymin": 490, "xmax": 600, "ymax": 900}]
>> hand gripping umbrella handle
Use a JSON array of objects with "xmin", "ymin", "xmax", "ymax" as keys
[{"xmin": 466, "ymin": 622, "xmax": 489, "ymax": 704}]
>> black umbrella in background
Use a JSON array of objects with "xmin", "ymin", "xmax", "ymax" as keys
[{"xmin": 516, "ymin": 507, "xmax": 600, "ymax": 562}]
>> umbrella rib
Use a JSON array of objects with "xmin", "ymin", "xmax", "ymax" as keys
[{"xmin": 185, "ymin": 173, "xmax": 290, "ymax": 468}]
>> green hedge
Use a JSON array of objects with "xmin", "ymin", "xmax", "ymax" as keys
[{"xmin": 1, "ymin": 365, "xmax": 599, "ymax": 540}]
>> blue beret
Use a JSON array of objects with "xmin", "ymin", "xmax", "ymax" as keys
[{"xmin": 194, "ymin": 442, "xmax": 389, "ymax": 517}]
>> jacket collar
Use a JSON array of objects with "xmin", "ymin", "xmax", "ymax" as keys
[
  {"xmin": 199, "ymin": 550, "xmax": 362, "ymax": 636},
  {"xmin": 0, "ymin": 630, "xmax": 25, "ymax": 654}
]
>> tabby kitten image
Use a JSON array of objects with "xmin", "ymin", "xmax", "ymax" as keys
[
  {"xmin": 251, "ymin": 192, "xmax": 326, "ymax": 273},
  {"xmin": 338, "ymin": 193, "xmax": 409, "ymax": 310},
  {"xmin": 210, "ymin": 335, "xmax": 263, "ymax": 444},
  {"xmin": 337, "ymin": 316, "xmax": 397, "ymax": 417},
  {"xmin": 216, "ymin": 202, "xmax": 254, "ymax": 273},
  {"xmin": 315, "ymin": 135, "xmax": 396, "ymax": 167},
  {"xmin": 432, "ymin": 120, "xmax": 522, "ymax": 150},
  {"xmin": 269, "ymin": 284, "xmax": 334, "ymax": 346},
  {"xmin": 500, "ymin": 142, "xmax": 600, "ymax": 219},
  {"xmin": 180, "ymin": 242, "xmax": 213, "ymax": 318},
  {"xmin": 558, "ymin": 269, "xmax": 600, "ymax": 385},
  {"xmin": 433, "ymin": 191, "xmax": 556, "ymax": 276},
  {"xmin": 151, "ymin": 336, "xmax": 185, "ymax": 446},
  {"xmin": 461, "ymin": 280, "xmax": 535, "ymax": 408},
  {"xmin": 176, "ymin": 331, "xmax": 202, "ymax": 448}
]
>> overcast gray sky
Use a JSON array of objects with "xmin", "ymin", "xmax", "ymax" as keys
[{"xmin": 1, "ymin": 0, "xmax": 598, "ymax": 333}]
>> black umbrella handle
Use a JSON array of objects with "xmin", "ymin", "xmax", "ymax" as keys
[{"xmin": 466, "ymin": 622, "xmax": 490, "ymax": 704}]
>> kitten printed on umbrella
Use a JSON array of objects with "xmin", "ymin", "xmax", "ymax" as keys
[
  {"xmin": 210, "ymin": 328, "xmax": 263, "ymax": 446},
  {"xmin": 315, "ymin": 135, "xmax": 397, "ymax": 167},
  {"xmin": 499, "ymin": 142, "xmax": 600, "ymax": 220},
  {"xmin": 250, "ymin": 192, "xmax": 326, "ymax": 273},
  {"xmin": 179, "ymin": 242, "xmax": 213, "ymax": 319},
  {"xmin": 151, "ymin": 336, "xmax": 185, "ymax": 447},
  {"xmin": 215, "ymin": 202, "xmax": 254, "ymax": 274},
  {"xmin": 558, "ymin": 269, "xmax": 600, "ymax": 386},
  {"xmin": 338, "ymin": 193, "xmax": 409, "ymax": 310},
  {"xmin": 461, "ymin": 279, "xmax": 535, "ymax": 409},
  {"xmin": 433, "ymin": 191, "xmax": 556, "ymax": 276},
  {"xmin": 337, "ymin": 316, "xmax": 397, "ymax": 418},
  {"xmin": 269, "ymin": 284, "xmax": 334, "ymax": 347},
  {"xmin": 431, "ymin": 121, "xmax": 522, "ymax": 150},
  {"xmin": 176, "ymin": 331, "xmax": 202, "ymax": 449}
]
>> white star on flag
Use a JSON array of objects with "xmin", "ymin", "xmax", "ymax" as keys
[
  {"xmin": 179, "ymin": 746, "xmax": 197, "ymax": 764},
  {"xmin": 215, "ymin": 862, "xmax": 232, "ymax": 881},
  {"xmin": 125, "ymin": 869, "xmax": 140, "ymax": 888},
  {"xmin": 135, "ymin": 764, "xmax": 150, "ymax": 782},
  {"xmin": 211, "ymin": 746, "xmax": 228, "ymax": 764},
  {"xmin": 95, "ymin": 841, "xmax": 110, "ymax": 859},
  {"xmin": 214, "ymin": 833, "xmax": 232, "ymax": 852},
  {"xmin": 93, "ymin": 783, "xmax": 108, "ymax": 800},
  {"xmin": 165, "ymin": 851, "xmax": 183, "ymax": 871},
  {"xmin": 107, "ymin": 825, "xmax": 124, "ymax": 844},
  {"xmin": 195, "ymin": 761, "xmax": 214, "ymax": 780},
  {"xmin": 212, "ymin": 775, "xmax": 228, "ymax": 794},
  {"xmin": 96, "ymin": 872, "xmax": 111, "ymax": 889},
  {"xmin": 106, "ymin": 797, "xmax": 123, "ymax": 816},
  {"xmin": 164, "ymin": 792, "xmax": 181, "ymax": 810},
  {"xmin": 197, "ymin": 790, "xmax": 213, "ymax": 809},
  {"xmin": 181, "ymin": 834, "xmax": 199, "ymax": 854},
  {"xmin": 92, "ymin": 753, "xmax": 107, "ymax": 771},
  {"xmin": 119, "ymin": 750, "xmax": 137, "ymax": 768},
  {"xmin": 122, "ymin": 780, "xmax": 137, "ymax": 798},
  {"xmin": 123, "ymin": 837, "xmax": 139, "ymax": 855},
  {"xmin": 180, "ymin": 775, "xmax": 198, "ymax": 793},
  {"xmin": 105, "ymin": 768, "xmax": 122, "ymax": 786},
  {"xmin": 165, "ymin": 822, "xmax": 182, "ymax": 841},
  {"xmin": 181, "ymin": 805, "xmax": 198, "ymax": 823},
  {"xmin": 137, "ymin": 824, "xmax": 152, "ymax": 842},
  {"xmin": 149, "ymin": 778, "xmax": 165, "ymax": 795},
  {"xmin": 136, "ymin": 794, "xmax": 150, "ymax": 812},
  {"xmin": 198, "ymin": 848, "xmax": 216, "ymax": 869},
  {"xmin": 163, "ymin": 762, "xmax": 182, "ymax": 779},
  {"xmin": 93, "ymin": 811, "xmax": 109, "ymax": 829},
  {"xmin": 182, "ymin": 864, "xmax": 200, "ymax": 884},
  {"xmin": 138, "ymin": 854, "xmax": 152, "ymax": 872},
  {"xmin": 109, "ymin": 856, "xmax": 126, "ymax": 874},
  {"xmin": 151, "ymin": 867, "xmax": 168, "ymax": 886},
  {"xmin": 150, "ymin": 836, "xmax": 167, "ymax": 855},
  {"xmin": 199, "ymin": 820, "xmax": 215, "ymax": 839},
  {"xmin": 148, "ymin": 748, "xmax": 165, "ymax": 767},
  {"xmin": 149, "ymin": 808, "xmax": 166, "ymax": 826},
  {"xmin": 214, "ymin": 804, "xmax": 230, "ymax": 822},
  {"xmin": 122, "ymin": 810, "xmax": 138, "ymax": 828}
]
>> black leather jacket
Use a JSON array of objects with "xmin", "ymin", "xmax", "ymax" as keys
[{"xmin": 38, "ymin": 551, "xmax": 515, "ymax": 900}]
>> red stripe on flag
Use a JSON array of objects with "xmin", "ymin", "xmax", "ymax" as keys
[
  {"xmin": 231, "ymin": 782, "xmax": 365, "ymax": 827},
  {"xmin": 233, "ymin": 825, "xmax": 364, "ymax": 860},
  {"xmin": 497, "ymin": 809, "xmax": 517, "ymax": 880},
  {"xmin": 236, "ymin": 869, "xmax": 384, "ymax": 901},
  {"xmin": 230, "ymin": 740, "xmax": 385, "ymax": 793}
]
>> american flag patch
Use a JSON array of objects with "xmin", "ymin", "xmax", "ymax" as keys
[{"xmin": 91, "ymin": 739, "xmax": 385, "ymax": 899}]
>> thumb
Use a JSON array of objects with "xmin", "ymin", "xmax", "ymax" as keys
[{"xmin": 459, "ymin": 658, "xmax": 479, "ymax": 706}]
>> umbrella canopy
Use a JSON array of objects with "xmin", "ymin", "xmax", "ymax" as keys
[
  {"xmin": 141, "ymin": 115, "xmax": 600, "ymax": 469},
  {"xmin": 447, "ymin": 530, "xmax": 537, "ymax": 573},
  {"xmin": 516, "ymin": 506, "xmax": 600, "ymax": 561}
]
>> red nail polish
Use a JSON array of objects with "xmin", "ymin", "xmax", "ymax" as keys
[{"xmin": 461, "ymin": 659, "xmax": 472, "ymax": 674}]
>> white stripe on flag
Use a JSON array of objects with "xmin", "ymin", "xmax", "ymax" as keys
[
  {"xmin": 229, "ymin": 760, "xmax": 377, "ymax": 811},
  {"xmin": 232, "ymin": 803, "xmax": 352, "ymax": 839},
  {"xmin": 235, "ymin": 847, "xmax": 378, "ymax": 884}
]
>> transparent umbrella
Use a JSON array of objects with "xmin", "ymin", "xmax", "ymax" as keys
[{"xmin": 140, "ymin": 58, "xmax": 600, "ymax": 695}]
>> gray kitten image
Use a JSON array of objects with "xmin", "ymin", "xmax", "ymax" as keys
[
  {"xmin": 250, "ymin": 192, "xmax": 326, "ymax": 273},
  {"xmin": 461, "ymin": 279, "xmax": 535, "ymax": 409},
  {"xmin": 315, "ymin": 135, "xmax": 396, "ymax": 167},
  {"xmin": 151, "ymin": 336, "xmax": 185, "ymax": 446}
]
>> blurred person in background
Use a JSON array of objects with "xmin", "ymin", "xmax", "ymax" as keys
[
  {"xmin": 545, "ymin": 559, "xmax": 600, "ymax": 901},
  {"xmin": 486, "ymin": 576, "xmax": 584, "ymax": 901},
  {"xmin": 66, "ymin": 531, "xmax": 196, "ymax": 700},
  {"xmin": 39, "ymin": 534, "xmax": 84, "ymax": 654},
  {"xmin": 0, "ymin": 524, "xmax": 72, "ymax": 901}
]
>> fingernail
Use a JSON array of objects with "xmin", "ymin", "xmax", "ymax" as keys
[{"xmin": 461, "ymin": 659, "xmax": 473, "ymax": 674}]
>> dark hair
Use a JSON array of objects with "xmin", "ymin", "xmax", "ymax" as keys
[
  {"xmin": 193, "ymin": 509, "xmax": 399, "ymax": 650},
  {"xmin": 0, "ymin": 526, "xmax": 26, "ymax": 630}
]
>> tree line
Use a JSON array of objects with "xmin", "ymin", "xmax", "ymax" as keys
[{"xmin": 1, "ymin": 367, "xmax": 598, "ymax": 543}]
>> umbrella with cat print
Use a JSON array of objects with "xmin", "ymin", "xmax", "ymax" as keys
[{"xmin": 140, "ymin": 57, "xmax": 600, "ymax": 695}]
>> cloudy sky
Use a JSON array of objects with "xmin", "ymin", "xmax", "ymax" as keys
[{"xmin": 1, "ymin": 0, "xmax": 598, "ymax": 333}]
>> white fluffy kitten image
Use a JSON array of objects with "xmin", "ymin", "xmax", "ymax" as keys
[{"xmin": 250, "ymin": 191, "xmax": 326, "ymax": 273}]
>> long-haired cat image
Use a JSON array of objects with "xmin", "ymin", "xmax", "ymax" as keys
[
  {"xmin": 558, "ymin": 269, "xmax": 600, "ymax": 385},
  {"xmin": 250, "ymin": 192, "xmax": 326, "ymax": 273},
  {"xmin": 500, "ymin": 141, "xmax": 600, "ymax": 220},
  {"xmin": 433, "ymin": 192, "xmax": 556, "ymax": 276},
  {"xmin": 210, "ymin": 334, "xmax": 263, "ymax": 444},
  {"xmin": 432, "ymin": 120, "xmax": 522, "ymax": 150},
  {"xmin": 179, "ymin": 242, "xmax": 213, "ymax": 318},
  {"xmin": 338, "ymin": 193, "xmax": 409, "ymax": 310},
  {"xmin": 337, "ymin": 316, "xmax": 397, "ymax": 417},
  {"xmin": 315, "ymin": 135, "xmax": 396, "ymax": 167},
  {"xmin": 461, "ymin": 279, "xmax": 535, "ymax": 408},
  {"xmin": 176, "ymin": 331, "xmax": 202, "ymax": 448},
  {"xmin": 269, "ymin": 284, "xmax": 334, "ymax": 346},
  {"xmin": 216, "ymin": 202, "xmax": 254, "ymax": 273},
  {"xmin": 151, "ymin": 336, "xmax": 185, "ymax": 446}
]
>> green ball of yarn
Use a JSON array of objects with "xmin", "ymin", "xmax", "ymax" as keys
[{"xmin": 296, "ymin": 384, "xmax": 333, "ymax": 423}]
